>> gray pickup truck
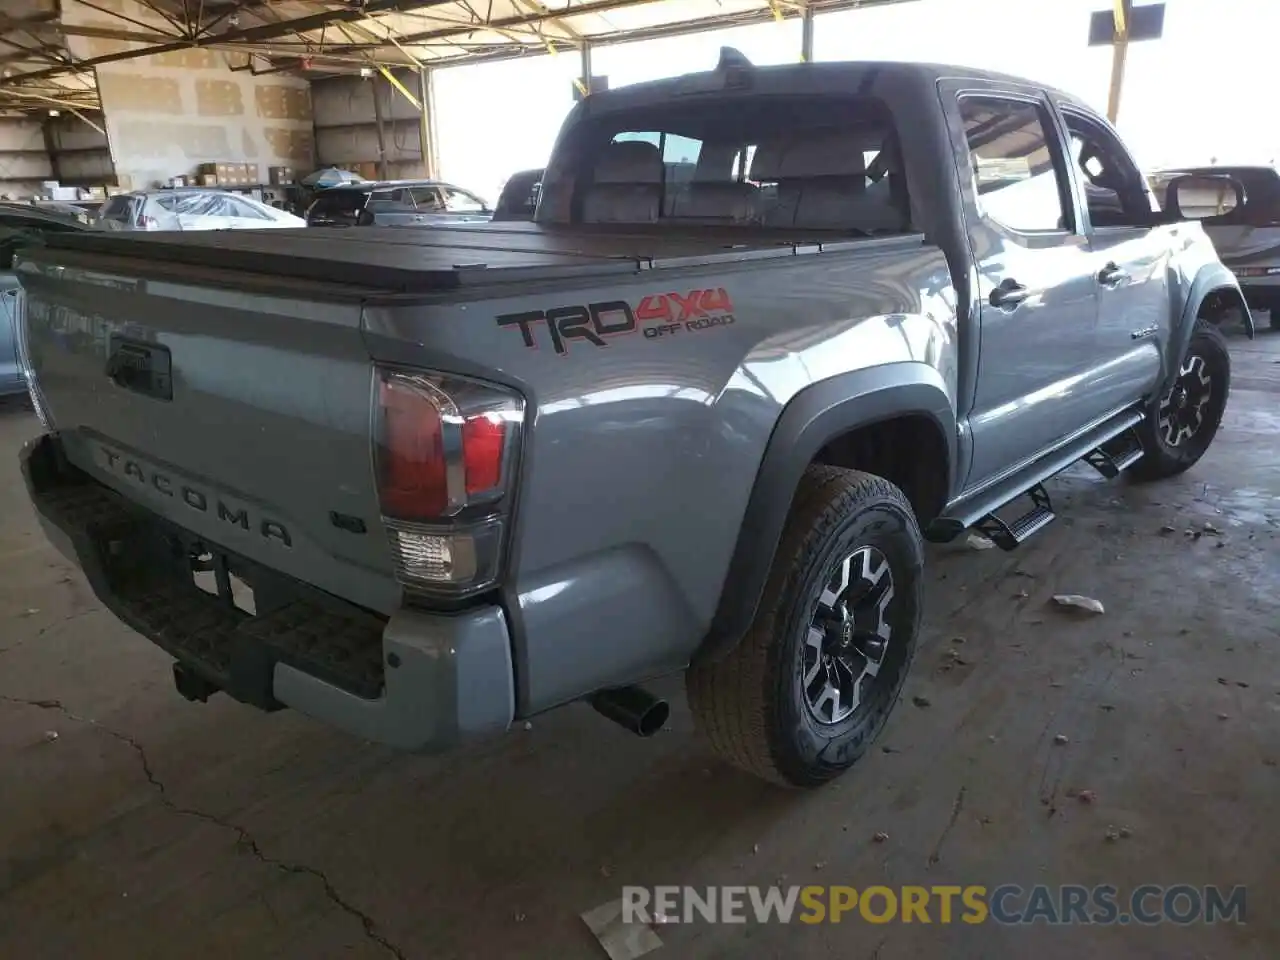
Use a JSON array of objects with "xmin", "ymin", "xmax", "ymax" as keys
[{"xmin": 15, "ymin": 54, "xmax": 1250, "ymax": 788}]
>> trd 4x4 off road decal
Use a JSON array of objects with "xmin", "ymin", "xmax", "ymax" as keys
[{"xmin": 496, "ymin": 287, "xmax": 735, "ymax": 355}]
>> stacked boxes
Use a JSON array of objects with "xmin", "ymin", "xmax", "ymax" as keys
[{"xmin": 195, "ymin": 162, "xmax": 261, "ymax": 187}]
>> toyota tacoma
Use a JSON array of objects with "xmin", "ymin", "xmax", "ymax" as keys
[{"xmin": 15, "ymin": 54, "xmax": 1250, "ymax": 787}]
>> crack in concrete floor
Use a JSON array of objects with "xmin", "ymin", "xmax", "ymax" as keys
[{"xmin": 0, "ymin": 694, "xmax": 407, "ymax": 960}]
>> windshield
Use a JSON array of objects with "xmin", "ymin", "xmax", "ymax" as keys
[{"xmin": 536, "ymin": 94, "xmax": 910, "ymax": 235}]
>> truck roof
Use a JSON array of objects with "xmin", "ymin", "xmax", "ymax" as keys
[{"xmin": 577, "ymin": 58, "xmax": 1092, "ymax": 118}]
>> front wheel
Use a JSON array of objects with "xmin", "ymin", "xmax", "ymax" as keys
[
  {"xmin": 687, "ymin": 466, "xmax": 924, "ymax": 788},
  {"xmin": 1127, "ymin": 320, "xmax": 1231, "ymax": 482}
]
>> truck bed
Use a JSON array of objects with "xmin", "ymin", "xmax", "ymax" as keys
[{"xmin": 37, "ymin": 221, "xmax": 921, "ymax": 294}]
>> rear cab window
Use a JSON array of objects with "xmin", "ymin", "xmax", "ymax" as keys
[{"xmin": 537, "ymin": 95, "xmax": 912, "ymax": 235}]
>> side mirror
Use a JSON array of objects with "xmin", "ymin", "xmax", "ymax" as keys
[{"xmin": 1165, "ymin": 174, "xmax": 1244, "ymax": 220}]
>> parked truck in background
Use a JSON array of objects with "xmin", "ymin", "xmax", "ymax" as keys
[
  {"xmin": 16, "ymin": 53, "xmax": 1250, "ymax": 787},
  {"xmin": 1149, "ymin": 164, "xmax": 1280, "ymax": 330}
]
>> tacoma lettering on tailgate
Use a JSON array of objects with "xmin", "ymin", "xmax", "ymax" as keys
[
  {"xmin": 99, "ymin": 446, "xmax": 292, "ymax": 547},
  {"xmin": 496, "ymin": 287, "xmax": 736, "ymax": 355}
]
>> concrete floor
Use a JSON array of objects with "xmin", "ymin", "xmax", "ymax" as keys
[{"xmin": 1, "ymin": 334, "xmax": 1278, "ymax": 960}]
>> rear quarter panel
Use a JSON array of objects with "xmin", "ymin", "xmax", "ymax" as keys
[{"xmin": 362, "ymin": 238, "xmax": 957, "ymax": 712}]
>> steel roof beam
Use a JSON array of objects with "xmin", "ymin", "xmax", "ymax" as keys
[{"xmin": 4, "ymin": 0, "xmax": 450, "ymax": 85}]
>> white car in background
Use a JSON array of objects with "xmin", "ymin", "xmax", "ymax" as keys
[{"xmin": 98, "ymin": 189, "xmax": 306, "ymax": 231}]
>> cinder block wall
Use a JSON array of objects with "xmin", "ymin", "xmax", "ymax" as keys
[{"xmin": 63, "ymin": 2, "xmax": 315, "ymax": 188}]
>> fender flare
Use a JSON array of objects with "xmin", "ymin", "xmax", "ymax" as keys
[
  {"xmin": 1165, "ymin": 263, "xmax": 1252, "ymax": 394},
  {"xmin": 694, "ymin": 363, "xmax": 956, "ymax": 664}
]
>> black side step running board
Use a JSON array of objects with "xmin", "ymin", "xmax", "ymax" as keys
[
  {"xmin": 926, "ymin": 408, "xmax": 1148, "ymax": 549},
  {"xmin": 973, "ymin": 484, "xmax": 1056, "ymax": 551},
  {"xmin": 1082, "ymin": 427, "xmax": 1145, "ymax": 479}
]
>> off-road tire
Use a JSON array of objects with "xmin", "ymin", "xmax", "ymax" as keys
[
  {"xmin": 1127, "ymin": 320, "xmax": 1231, "ymax": 482},
  {"xmin": 687, "ymin": 466, "xmax": 924, "ymax": 788}
]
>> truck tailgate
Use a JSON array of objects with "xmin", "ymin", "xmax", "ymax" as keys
[{"xmin": 19, "ymin": 257, "xmax": 399, "ymax": 615}]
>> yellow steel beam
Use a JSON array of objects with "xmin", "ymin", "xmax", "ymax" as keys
[{"xmin": 1106, "ymin": 0, "xmax": 1130, "ymax": 123}]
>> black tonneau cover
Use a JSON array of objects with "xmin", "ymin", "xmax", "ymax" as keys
[{"xmin": 35, "ymin": 221, "xmax": 921, "ymax": 294}]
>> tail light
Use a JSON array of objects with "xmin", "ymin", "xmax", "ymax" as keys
[{"xmin": 373, "ymin": 366, "xmax": 524, "ymax": 599}]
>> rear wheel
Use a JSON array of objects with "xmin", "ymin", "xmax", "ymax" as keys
[
  {"xmin": 687, "ymin": 466, "xmax": 923, "ymax": 788},
  {"xmin": 1128, "ymin": 320, "xmax": 1230, "ymax": 482}
]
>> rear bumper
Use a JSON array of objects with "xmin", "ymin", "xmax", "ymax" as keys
[{"xmin": 20, "ymin": 432, "xmax": 514, "ymax": 752}]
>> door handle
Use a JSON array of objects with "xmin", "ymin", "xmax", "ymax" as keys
[
  {"xmin": 989, "ymin": 278, "xmax": 1030, "ymax": 308},
  {"xmin": 1098, "ymin": 262, "xmax": 1129, "ymax": 287}
]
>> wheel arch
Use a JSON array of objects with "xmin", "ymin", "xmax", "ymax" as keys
[
  {"xmin": 1166, "ymin": 264, "xmax": 1251, "ymax": 394},
  {"xmin": 695, "ymin": 363, "xmax": 956, "ymax": 665}
]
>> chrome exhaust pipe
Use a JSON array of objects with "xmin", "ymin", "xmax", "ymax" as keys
[{"xmin": 591, "ymin": 686, "xmax": 669, "ymax": 737}]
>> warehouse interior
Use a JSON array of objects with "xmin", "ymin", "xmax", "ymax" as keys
[{"xmin": 2, "ymin": 1, "xmax": 1278, "ymax": 959}]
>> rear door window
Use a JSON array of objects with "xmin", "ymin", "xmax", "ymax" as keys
[
  {"xmin": 228, "ymin": 197, "xmax": 271, "ymax": 220},
  {"xmin": 441, "ymin": 186, "xmax": 487, "ymax": 212},
  {"xmin": 308, "ymin": 189, "xmax": 371, "ymax": 224},
  {"xmin": 407, "ymin": 186, "xmax": 444, "ymax": 211},
  {"xmin": 958, "ymin": 96, "xmax": 1073, "ymax": 234}
]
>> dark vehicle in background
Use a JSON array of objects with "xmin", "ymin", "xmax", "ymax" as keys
[
  {"xmin": 0, "ymin": 204, "xmax": 91, "ymax": 397},
  {"xmin": 492, "ymin": 168, "xmax": 544, "ymax": 221},
  {"xmin": 1150, "ymin": 164, "xmax": 1280, "ymax": 329},
  {"xmin": 305, "ymin": 179, "xmax": 492, "ymax": 227}
]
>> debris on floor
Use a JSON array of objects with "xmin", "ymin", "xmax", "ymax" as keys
[
  {"xmin": 966, "ymin": 533, "xmax": 995, "ymax": 551},
  {"xmin": 873, "ymin": 831, "xmax": 889, "ymax": 843},
  {"xmin": 1053, "ymin": 734, "xmax": 1070, "ymax": 745},
  {"xmin": 581, "ymin": 899, "xmax": 664, "ymax": 960},
  {"xmin": 911, "ymin": 695, "xmax": 932, "ymax": 708},
  {"xmin": 1052, "ymin": 594, "xmax": 1105, "ymax": 615}
]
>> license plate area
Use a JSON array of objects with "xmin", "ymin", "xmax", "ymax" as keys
[{"xmin": 191, "ymin": 546, "xmax": 257, "ymax": 615}]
